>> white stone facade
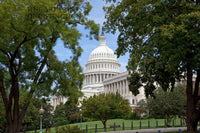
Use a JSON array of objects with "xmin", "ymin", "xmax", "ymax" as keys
[
  {"xmin": 81, "ymin": 32, "xmax": 121, "ymax": 98},
  {"xmin": 103, "ymin": 71, "xmax": 145, "ymax": 109},
  {"xmin": 49, "ymin": 96, "xmax": 68, "ymax": 110}
]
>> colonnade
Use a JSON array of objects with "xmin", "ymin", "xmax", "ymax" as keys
[
  {"xmin": 104, "ymin": 79, "xmax": 129, "ymax": 97},
  {"xmin": 85, "ymin": 73, "xmax": 115, "ymax": 84},
  {"xmin": 52, "ymin": 97, "xmax": 66, "ymax": 109}
]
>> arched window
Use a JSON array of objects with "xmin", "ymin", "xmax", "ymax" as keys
[{"xmin": 132, "ymin": 99, "xmax": 135, "ymax": 104}]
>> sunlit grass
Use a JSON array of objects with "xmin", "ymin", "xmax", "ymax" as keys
[{"xmin": 27, "ymin": 118, "xmax": 186, "ymax": 133}]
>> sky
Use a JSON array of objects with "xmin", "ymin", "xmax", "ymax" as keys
[{"xmin": 54, "ymin": 0, "xmax": 129, "ymax": 72}]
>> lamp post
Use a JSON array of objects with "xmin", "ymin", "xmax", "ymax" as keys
[
  {"xmin": 80, "ymin": 109, "xmax": 82, "ymax": 130},
  {"xmin": 39, "ymin": 106, "xmax": 45, "ymax": 133}
]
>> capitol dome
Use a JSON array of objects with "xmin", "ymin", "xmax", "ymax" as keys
[
  {"xmin": 89, "ymin": 35, "xmax": 118, "ymax": 62},
  {"xmin": 85, "ymin": 32, "xmax": 121, "ymax": 74},
  {"xmin": 83, "ymin": 31, "xmax": 121, "ymax": 91}
]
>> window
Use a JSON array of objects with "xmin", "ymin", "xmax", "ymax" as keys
[{"xmin": 132, "ymin": 99, "xmax": 135, "ymax": 104}]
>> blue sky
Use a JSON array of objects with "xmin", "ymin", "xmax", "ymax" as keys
[{"xmin": 54, "ymin": 0, "xmax": 129, "ymax": 72}]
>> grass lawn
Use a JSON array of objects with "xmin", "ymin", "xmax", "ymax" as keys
[{"xmin": 27, "ymin": 118, "xmax": 186, "ymax": 133}]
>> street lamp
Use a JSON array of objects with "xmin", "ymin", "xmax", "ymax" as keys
[
  {"xmin": 80, "ymin": 109, "xmax": 82, "ymax": 130},
  {"xmin": 39, "ymin": 106, "xmax": 45, "ymax": 133}
]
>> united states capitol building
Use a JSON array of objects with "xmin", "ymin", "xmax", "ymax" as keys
[{"xmin": 50, "ymin": 32, "xmax": 145, "ymax": 110}]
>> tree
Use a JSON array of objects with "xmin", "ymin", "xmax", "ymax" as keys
[
  {"xmin": 147, "ymin": 85, "xmax": 186, "ymax": 125},
  {"xmin": 104, "ymin": 0, "xmax": 200, "ymax": 132},
  {"xmin": 0, "ymin": 0, "xmax": 99, "ymax": 132},
  {"xmin": 81, "ymin": 92, "xmax": 131, "ymax": 128},
  {"xmin": 53, "ymin": 103, "xmax": 69, "ymax": 126}
]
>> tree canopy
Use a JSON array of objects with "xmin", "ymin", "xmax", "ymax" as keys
[
  {"xmin": 0, "ymin": 0, "xmax": 99, "ymax": 132},
  {"xmin": 81, "ymin": 93, "xmax": 131, "ymax": 128},
  {"xmin": 104, "ymin": 0, "xmax": 200, "ymax": 132}
]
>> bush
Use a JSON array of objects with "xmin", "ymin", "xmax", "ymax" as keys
[
  {"xmin": 124, "ymin": 112, "xmax": 141, "ymax": 120},
  {"xmin": 55, "ymin": 126, "xmax": 85, "ymax": 133}
]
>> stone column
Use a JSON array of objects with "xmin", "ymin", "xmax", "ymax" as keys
[
  {"xmin": 107, "ymin": 85, "xmax": 109, "ymax": 94},
  {"xmin": 111, "ymin": 83, "xmax": 113, "ymax": 93},
  {"xmin": 91, "ymin": 74, "xmax": 93, "ymax": 84},
  {"xmin": 116, "ymin": 82, "xmax": 120, "ymax": 93},
  {"xmin": 92, "ymin": 74, "xmax": 94, "ymax": 84},
  {"xmin": 126, "ymin": 80, "xmax": 129, "ymax": 95},
  {"xmin": 112, "ymin": 83, "xmax": 114, "ymax": 93},
  {"xmin": 114, "ymin": 83, "xmax": 116, "ymax": 94},
  {"xmin": 89, "ymin": 75, "xmax": 90, "ymax": 84},
  {"xmin": 119, "ymin": 81, "xmax": 121, "ymax": 95},
  {"xmin": 90, "ymin": 75, "xmax": 92, "ymax": 84},
  {"xmin": 124, "ymin": 80, "xmax": 126, "ymax": 96},
  {"xmin": 100, "ymin": 74, "xmax": 102, "ymax": 83}
]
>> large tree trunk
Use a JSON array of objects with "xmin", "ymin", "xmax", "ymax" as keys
[
  {"xmin": 101, "ymin": 119, "xmax": 107, "ymax": 128},
  {"xmin": 6, "ymin": 81, "xmax": 21, "ymax": 133},
  {"xmin": 0, "ymin": 78, "xmax": 28, "ymax": 133},
  {"xmin": 186, "ymin": 63, "xmax": 199, "ymax": 133},
  {"xmin": 7, "ymin": 122, "xmax": 20, "ymax": 133}
]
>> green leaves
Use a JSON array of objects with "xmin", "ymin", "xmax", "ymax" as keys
[
  {"xmin": 147, "ymin": 84, "xmax": 186, "ymax": 121},
  {"xmin": 0, "ymin": 0, "xmax": 99, "ymax": 131},
  {"xmin": 104, "ymin": 0, "xmax": 200, "ymax": 96},
  {"xmin": 81, "ymin": 93, "xmax": 131, "ymax": 127}
]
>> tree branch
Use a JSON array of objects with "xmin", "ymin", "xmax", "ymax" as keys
[
  {"xmin": 0, "ymin": 48, "xmax": 11, "ymax": 59},
  {"xmin": 0, "ymin": 79, "xmax": 12, "ymax": 125},
  {"xmin": 19, "ymin": 56, "xmax": 47, "ymax": 122},
  {"xmin": 10, "ymin": 22, "xmax": 27, "ymax": 35},
  {"xmin": 16, "ymin": 52, "xmax": 22, "ymax": 76},
  {"xmin": 0, "ymin": 79, "xmax": 8, "ymax": 110}
]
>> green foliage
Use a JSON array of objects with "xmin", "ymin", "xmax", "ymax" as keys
[
  {"xmin": 104, "ymin": 1, "xmax": 200, "ymax": 131},
  {"xmin": 81, "ymin": 92, "xmax": 131, "ymax": 127},
  {"xmin": 0, "ymin": 0, "xmax": 99, "ymax": 131},
  {"xmin": 21, "ymin": 96, "xmax": 54, "ymax": 130},
  {"xmin": 147, "ymin": 85, "xmax": 186, "ymax": 123},
  {"xmin": 53, "ymin": 103, "xmax": 80, "ymax": 127},
  {"xmin": 55, "ymin": 126, "xmax": 85, "ymax": 133},
  {"xmin": 104, "ymin": 0, "xmax": 200, "ymax": 95},
  {"xmin": 124, "ymin": 112, "xmax": 141, "ymax": 120},
  {"xmin": 53, "ymin": 104, "xmax": 69, "ymax": 126}
]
